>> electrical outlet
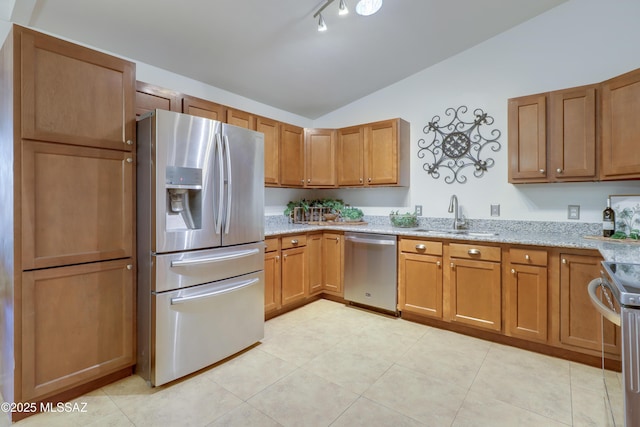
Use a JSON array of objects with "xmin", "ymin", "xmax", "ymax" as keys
[
  {"xmin": 490, "ymin": 204, "xmax": 500, "ymax": 217},
  {"xmin": 415, "ymin": 205, "xmax": 423, "ymax": 216},
  {"xmin": 568, "ymin": 205, "xmax": 580, "ymax": 220}
]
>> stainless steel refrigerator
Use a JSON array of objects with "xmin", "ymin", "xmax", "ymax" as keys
[{"xmin": 136, "ymin": 109, "xmax": 264, "ymax": 386}]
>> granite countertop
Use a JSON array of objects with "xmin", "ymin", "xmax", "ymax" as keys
[{"xmin": 265, "ymin": 216, "xmax": 640, "ymax": 264}]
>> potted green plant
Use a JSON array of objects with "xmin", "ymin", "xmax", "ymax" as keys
[
  {"xmin": 340, "ymin": 206, "xmax": 364, "ymax": 222},
  {"xmin": 320, "ymin": 198, "xmax": 344, "ymax": 221},
  {"xmin": 389, "ymin": 210, "xmax": 418, "ymax": 228}
]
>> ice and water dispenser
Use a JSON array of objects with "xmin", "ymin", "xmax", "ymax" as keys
[{"xmin": 165, "ymin": 166, "xmax": 202, "ymax": 231}]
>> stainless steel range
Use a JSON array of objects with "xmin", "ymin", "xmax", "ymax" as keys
[{"xmin": 589, "ymin": 261, "xmax": 640, "ymax": 426}]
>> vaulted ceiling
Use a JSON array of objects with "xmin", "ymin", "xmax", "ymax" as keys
[{"xmin": 3, "ymin": 0, "xmax": 567, "ymax": 118}]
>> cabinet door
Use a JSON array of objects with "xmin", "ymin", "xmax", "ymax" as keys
[
  {"xmin": 281, "ymin": 247, "xmax": 307, "ymax": 306},
  {"xmin": 337, "ymin": 126, "xmax": 365, "ymax": 186},
  {"xmin": 323, "ymin": 233, "xmax": 343, "ymax": 295},
  {"xmin": 560, "ymin": 254, "xmax": 620, "ymax": 356},
  {"xmin": 257, "ymin": 117, "xmax": 280, "ymax": 186},
  {"xmin": 505, "ymin": 264, "xmax": 548, "ymax": 342},
  {"xmin": 135, "ymin": 81, "xmax": 181, "ymax": 117},
  {"xmin": 21, "ymin": 259, "xmax": 135, "ymax": 400},
  {"xmin": 182, "ymin": 95, "xmax": 226, "ymax": 121},
  {"xmin": 19, "ymin": 27, "xmax": 135, "ymax": 151},
  {"xmin": 264, "ymin": 250, "xmax": 281, "ymax": 313},
  {"xmin": 21, "ymin": 140, "xmax": 133, "ymax": 270},
  {"xmin": 227, "ymin": 108, "xmax": 255, "ymax": 130},
  {"xmin": 449, "ymin": 259, "xmax": 501, "ymax": 331},
  {"xmin": 399, "ymin": 252, "xmax": 443, "ymax": 319},
  {"xmin": 279, "ymin": 124, "xmax": 305, "ymax": 187},
  {"xmin": 601, "ymin": 68, "xmax": 640, "ymax": 179},
  {"xmin": 366, "ymin": 120, "xmax": 398, "ymax": 185},
  {"xmin": 508, "ymin": 94, "xmax": 547, "ymax": 182},
  {"xmin": 304, "ymin": 129, "xmax": 336, "ymax": 187},
  {"xmin": 307, "ymin": 234, "xmax": 323, "ymax": 295},
  {"xmin": 549, "ymin": 86, "xmax": 597, "ymax": 181}
]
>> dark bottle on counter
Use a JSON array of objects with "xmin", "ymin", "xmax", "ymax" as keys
[{"xmin": 603, "ymin": 199, "xmax": 615, "ymax": 237}]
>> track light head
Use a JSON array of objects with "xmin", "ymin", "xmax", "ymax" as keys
[{"xmin": 318, "ymin": 13, "xmax": 327, "ymax": 32}]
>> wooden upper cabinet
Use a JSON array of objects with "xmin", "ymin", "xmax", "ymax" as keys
[
  {"xmin": 18, "ymin": 26, "xmax": 135, "ymax": 151},
  {"xmin": 21, "ymin": 140, "xmax": 134, "ymax": 270},
  {"xmin": 366, "ymin": 119, "xmax": 398, "ymax": 185},
  {"xmin": 508, "ymin": 94, "xmax": 547, "ymax": 182},
  {"xmin": 304, "ymin": 128, "xmax": 337, "ymax": 187},
  {"xmin": 182, "ymin": 95, "xmax": 226, "ymax": 121},
  {"xmin": 601, "ymin": 68, "xmax": 640, "ymax": 179},
  {"xmin": 257, "ymin": 116, "xmax": 280, "ymax": 186},
  {"xmin": 279, "ymin": 123, "xmax": 305, "ymax": 187},
  {"xmin": 227, "ymin": 108, "xmax": 255, "ymax": 130},
  {"xmin": 135, "ymin": 81, "xmax": 181, "ymax": 117},
  {"xmin": 337, "ymin": 118, "xmax": 409, "ymax": 187},
  {"xmin": 549, "ymin": 85, "xmax": 597, "ymax": 181},
  {"xmin": 337, "ymin": 125, "xmax": 365, "ymax": 186}
]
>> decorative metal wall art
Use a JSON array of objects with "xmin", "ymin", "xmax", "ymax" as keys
[{"xmin": 417, "ymin": 106, "xmax": 501, "ymax": 184}]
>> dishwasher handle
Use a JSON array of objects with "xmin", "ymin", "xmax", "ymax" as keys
[
  {"xmin": 345, "ymin": 235, "xmax": 396, "ymax": 246},
  {"xmin": 588, "ymin": 278, "xmax": 621, "ymax": 327}
]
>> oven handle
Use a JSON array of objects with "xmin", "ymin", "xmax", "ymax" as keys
[
  {"xmin": 170, "ymin": 278, "xmax": 259, "ymax": 305},
  {"xmin": 587, "ymin": 278, "xmax": 621, "ymax": 327},
  {"xmin": 170, "ymin": 248, "xmax": 260, "ymax": 267}
]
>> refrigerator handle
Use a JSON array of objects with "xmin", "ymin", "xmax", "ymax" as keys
[
  {"xmin": 215, "ymin": 133, "xmax": 224, "ymax": 234},
  {"xmin": 223, "ymin": 134, "xmax": 232, "ymax": 235}
]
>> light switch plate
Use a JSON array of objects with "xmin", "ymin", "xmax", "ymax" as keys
[
  {"xmin": 568, "ymin": 205, "xmax": 580, "ymax": 220},
  {"xmin": 490, "ymin": 204, "xmax": 500, "ymax": 217},
  {"xmin": 415, "ymin": 205, "xmax": 423, "ymax": 216}
]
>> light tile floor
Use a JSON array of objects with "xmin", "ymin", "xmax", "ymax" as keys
[{"xmin": 6, "ymin": 299, "xmax": 624, "ymax": 426}]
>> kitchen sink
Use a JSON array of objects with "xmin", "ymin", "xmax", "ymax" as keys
[{"xmin": 414, "ymin": 229, "xmax": 498, "ymax": 237}]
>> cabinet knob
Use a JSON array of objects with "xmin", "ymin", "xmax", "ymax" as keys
[
  {"xmin": 525, "ymin": 254, "xmax": 530, "ymax": 260},
  {"xmin": 436, "ymin": 261, "xmax": 441, "ymax": 267},
  {"xmin": 125, "ymin": 139, "xmax": 133, "ymax": 145},
  {"xmin": 300, "ymin": 179, "xmax": 304, "ymax": 184},
  {"xmin": 359, "ymin": 178, "xmax": 363, "ymax": 183},
  {"xmin": 307, "ymin": 179, "xmax": 311, "ymax": 183},
  {"xmin": 556, "ymin": 168, "xmax": 562, "ymax": 174},
  {"xmin": 275, "ymin": 256, "xmax": 280, "ymax": 262},
  {"xmin": 126, "ymin": 264, "xmax": 133, "ymax": 270},
  {"xmin": 511, "ymin": 268, "xmax": 516, "ymax": 274},
  {"xmin": 450, "ymin": 262, "xmax": 455, "ymax": 269},
  {"xmin": 539, "ymin": 169, "xmax": 545, "ymax": 174},
  {"xmin": 468, "ymin": 249, "xmax": 481, "ymax": 255},
  {"xmin": 415, "ymin": 244, "xmax": 426, "ymax": 250},
  {"xmin": 335, "ymin": 237, "xmax": 340, "ymax": 242},
  {"xmin": 368, "ymin": 178, "xmax": 372, "ymax": 182},
  {"xmin": 562, "ymin": 258, "xmax": 567, "ymax": 264},
  {"xmin": 126, "ymin": 158, "xmax": 133, "ymax": 163},
  {"xmin": 283, "ymin": 254, "xmax": 288, "ymax": 260},
  {"xmin": 291, "ymin": 239, "xmax": 299, "ymax": 245}
]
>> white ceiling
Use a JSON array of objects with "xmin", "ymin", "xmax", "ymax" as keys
[{"xmin": 8, "ymin": 0, "xmax": 567, "ymax": 119}]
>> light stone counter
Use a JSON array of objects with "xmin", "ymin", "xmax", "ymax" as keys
[{"xmin": 265, "ymin": 215, "xmax": 640, "ymax": 263}]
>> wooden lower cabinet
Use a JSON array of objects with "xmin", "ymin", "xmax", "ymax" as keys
[
  {"xmin": 560, "ymin": 253, "xmax": 620, "ymax": 357},
  {"xmin": 505, "ymin": 248, "xmax": 548, "ymax": 342},
  {"xmin": 323, "ymin": 232, "xmax": 344, "ymax": 296},
  {"xmin": 449, "ymin": 256, "xmax": 501, "ymax": 332},
  {"xmin": 21, "ymin": 259, "xmax": 135, "ymax": 401},
  {"xmin": 307, "ymin": 233, "xmax": 323, "ymax": 295},
  {"xmin": 264, "ymin": 238, "xmax": 281, "ymax": 314},
  {"xmin": 398, "ymin": 238, "xmax": 443, "ymax": 318},
  {"xmin": 280, "ymin": 236, "xmax": 308, "ymax": 307}
]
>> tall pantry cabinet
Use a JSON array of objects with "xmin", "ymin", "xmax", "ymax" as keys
[{"xmin": 0, "ymin": 25, "xmax": 136, "ymax": 419}]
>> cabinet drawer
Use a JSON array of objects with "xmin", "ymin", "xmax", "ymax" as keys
[
  {"xmin": 265, "ymin": 237, "xmax": 280, "ymax": 253},
  {"xmin": 281, "ymin": 234, "xmax": 307, "ymax": 250},
  {"xmin": 509, "ymin": 248, "xmax": 547, "ymax": 266},
  {"xmin": 449, "ymin": 243, "xmax": 501, "ymax": 262},
  {"xmin": 400, "ymin": 238, "xmax": 442, "ymax": 256}
]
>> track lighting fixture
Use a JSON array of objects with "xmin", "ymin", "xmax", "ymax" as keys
[{"xmin": 314, "ymin": 0, "xmax": 379, "ymax": 32}]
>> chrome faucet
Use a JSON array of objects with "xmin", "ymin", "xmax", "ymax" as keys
[{"xmin": 448, "ymin": 194, "xmax": 466, "ymax": 230}]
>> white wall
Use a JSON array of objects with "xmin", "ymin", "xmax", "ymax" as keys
[{"xmin": 310, "ymin": 0, "xmax": 640, "ymax": 222}]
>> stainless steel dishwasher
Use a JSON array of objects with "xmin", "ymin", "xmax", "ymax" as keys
[{"xmin": 344, "ymin": 232, "xmax": 398, "ymax": 313}]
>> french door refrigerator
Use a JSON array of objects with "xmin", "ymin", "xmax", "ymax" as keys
[{"xmin": 136, "ymin": 109, "xmax": 264, "ymax": 386}]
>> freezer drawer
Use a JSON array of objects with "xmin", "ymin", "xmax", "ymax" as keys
[
  {"xmin": 149, "ymin": 271, "xmax": 264, "ymax": 386},
  {"xmin": 153, "ymin": 242, "xmax": 264, "ymax": 292}
]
